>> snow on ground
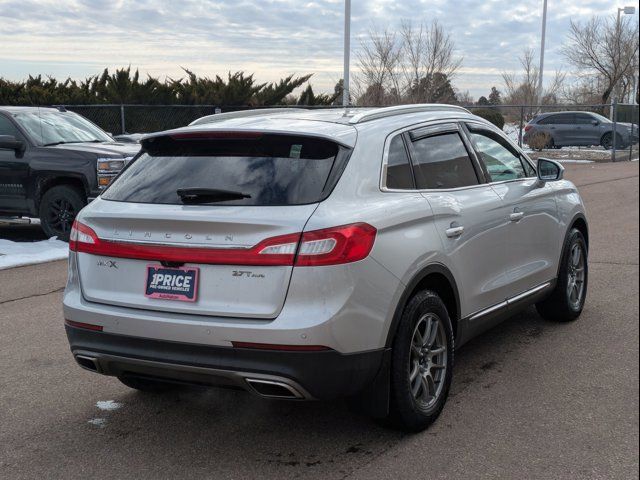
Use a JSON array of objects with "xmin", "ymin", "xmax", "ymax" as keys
[
  {"xmin": 0, "ymin": 237, "xmax": 68, "ymax": 270},
  {"xmin": 88, "ymin": 418, "xmax": 107, "ymax": 428},
  {"xmin": 555, "ymin": 159, "xmax": 595, "ymax": 164},
  {"xmin": 503, "ymin": 123, "xmax": 524, "ymax": 146},
  {"xmin": 96, "ymin": 400, "xmax": 123, "ymax": 411}
]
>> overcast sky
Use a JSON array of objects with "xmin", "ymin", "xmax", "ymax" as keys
[{"xmin": 0, "ymin": 0, "xmax": 635, "ymax": 98}]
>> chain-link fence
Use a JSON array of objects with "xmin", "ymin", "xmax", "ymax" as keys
[
  {"xmin": 467, "ymin": 102, "xmax": 638, "ymax": 162},
  {"xmin": 59, "ymin": 102, "xmax": 638, "ymax": 162}
]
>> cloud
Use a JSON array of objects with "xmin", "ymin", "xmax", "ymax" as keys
[{"xmin": 0, "ymin": 0, "xmax": 630, "ymax": 97}]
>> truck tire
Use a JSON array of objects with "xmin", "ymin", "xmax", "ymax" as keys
[{"xmin": 39, "ymin": 185, "xmax": 86, "ymax": 241}]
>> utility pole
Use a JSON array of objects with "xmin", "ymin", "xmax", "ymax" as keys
[
  {"xmin": 343, "ymin": 0, "xmax": 351, "ymax": 107},
  {"xmin": 536, "ymin": 0, "xmax": 548, "ymax": 106}
]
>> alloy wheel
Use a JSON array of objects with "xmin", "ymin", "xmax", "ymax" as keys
[
  {"xmin": 409, "ymin": 313, "xmax": 448, "ymax": 410},
  {"xmin": 47, "ymin": 197, "xmax": 76, "ymax": 236},
  {"xmin": 567, "ymin": 242, "xmax": 586, "ymax": 310}
]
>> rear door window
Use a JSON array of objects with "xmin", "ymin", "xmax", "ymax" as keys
[
  {"xmin": 540, "ymin": 114, "xmax": 574, "ymax": 125},
  {"xmin": 409, "ymin": 131, "xmax": 480, "ymax": 189},
  {"xmin": 385, "ymin": 135, "xmax": 414, "ymax": 189},
  {"xmin": 102, "ymin": 133, "xmax": 349, "ymax": 206},
  {"xmin": 575, "ymin": 113, "xmax": 595, "ymax": 124}
]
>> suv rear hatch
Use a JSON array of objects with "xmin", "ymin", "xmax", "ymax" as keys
[{"xmin": 73, "ymin": 130, "xmax": 352, "ymax": 319}]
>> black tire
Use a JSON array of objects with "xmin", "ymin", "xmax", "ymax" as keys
[
  {"xmin": 547, "ymin": 136, "xmax": 555, "ymax": 149},
  {"xmin": 600, "ymin": 132, "xmax": 624, "ymax": 150},
  {"xmin": 118, "ymin": 376, "xmax": 181, "ymax": 393},
  {"xmin": 39, "ymin": 185, "xmax": 85, "ymax": 241},
  {"xmin": 388, "ymin": 290, "xmax": 454, "ymax": 432},
  {"xmin": 536, "ymin": 228, "xmax": 588, "ymax": 322}
]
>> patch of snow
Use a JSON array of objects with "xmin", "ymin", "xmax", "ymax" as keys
[
  {"xmin": 88, "ymin": 418, "xmax": 107, "ymax": 428},
  {"xmin": 96, "ymin": 400, "xmax": 123, "ymax": 411},
  {"xmin": 0, "ymin": 237, "xmax": 68, "ymax": 270},
  {"xmin": 556, "ymin": 159, "xmax": 595, "ymax": 164},
  {"xmin": 503, "ymin": 123, "xmax": 522, "ymax": 144}
]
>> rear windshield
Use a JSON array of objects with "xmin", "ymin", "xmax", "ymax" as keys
[{"xmin": 102, "ymin": 133, "xmax": 349, "ymax": 206}]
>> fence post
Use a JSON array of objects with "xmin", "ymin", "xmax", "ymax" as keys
[
  {"xmin": 518, "ymin": 106, "xmax": 525, "ymax": 148},
  {"xmin": 611, "ymin": 99, "xmax": 617, "ymax": 163},
  {"xmin": 120, "ymin": 104, "xmax": 126, "ymax": 134}
]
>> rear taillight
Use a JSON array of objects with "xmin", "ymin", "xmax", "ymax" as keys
[
  {"xmin": 69, "ymin": 220, "xmax": 99, "ymax": 252},
  {"xmin": 524, "ymin": 124, "xmax": 533, "ymax": 132},
  {"xmin": 70, "ymin": 220, "xmax": 376, "ymax": 267},
  {"xmin": 295, "ymin": 223, "xmax": 377, "ymax": 266}
]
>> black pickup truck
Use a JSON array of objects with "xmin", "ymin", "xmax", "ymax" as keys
[{"xmin": 0, "ymin": 107, "xmax": 139, "ymax": 240}]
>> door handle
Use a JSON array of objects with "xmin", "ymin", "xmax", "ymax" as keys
[
  {"xmin": 446, "ymin": 226, "xmax": 465, "ymax": 238},
  {"xmin": 509, "ymin": 212, "xmax": 524, "ymax": 222}
]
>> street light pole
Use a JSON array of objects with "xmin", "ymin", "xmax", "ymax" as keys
[
  {"xmin": 343, "ymin": 0, "xmax": 351, "ymax": 107},
  {"xmin": 615, "ymin": 6, "xmax": 637, "ymax": 103},
  {"xmin": 536, "ymin": 0, "xmax": 548, "ymax": 106}
]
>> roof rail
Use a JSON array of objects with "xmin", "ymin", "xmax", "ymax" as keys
[
  {"xmin": 189, "ymin": 108, "xmax": 308, "ymax": 126},
  {"xmin": 348, "ymin": 104, "xmax": 470, "ymax": 124}
]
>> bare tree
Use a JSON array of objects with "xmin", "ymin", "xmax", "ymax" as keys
[
  {"xmin": 353, "ymin": 20, "xmax": 462, "ymax": 106},
  {"xmin": 502, "ymin": 48, "xmax": 564, "ymax": 115},
  {"xmin": 399, "ymin": 20, "xmax": 462, "ymax": 103},
  {"xmin": 352, "ymin": 27, "xmax": 402, "ymax": 106},
  {"xmin": 502, "ymin": 49, "xmax": 540, "ymax": 106},
  {"xmin": 456, "ymin": 90, "xmax": 475, "ymax": 106},
  {"xmin": 562, "ymin": 15, "xmax": 639, "ymax": 104}
]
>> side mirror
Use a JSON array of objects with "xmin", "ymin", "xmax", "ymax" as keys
[
  {"xmin": 591, "ymin": 120, "xmax": 600, "ymax": 126},
  {"xmin": 0, "ymin": 135, "xmax": 25, "ymax": 154},
  {"xmin": 537, "ymin": 158, "xmax": 564, "ymax": 182}
]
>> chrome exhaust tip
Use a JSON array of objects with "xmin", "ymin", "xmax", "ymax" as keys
[
  {"xmin": 75, "ymin": 355, "xmax": 100, "ymax": 373},
  {"xmin": 245, "ymin": 378, "xmax": 304, "ymax": 399}
]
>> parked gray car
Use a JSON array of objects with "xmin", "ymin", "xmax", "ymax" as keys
[
  {"xmin": 524, "ymin": 111, "xmax": 638, "ymax": 149},
  {"xmin": 63, "ymin": 105, "xmax": 589, "ymax": 431}
]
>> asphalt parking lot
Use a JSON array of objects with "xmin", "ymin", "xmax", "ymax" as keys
[{"xmin": 0, "ymin": 162, "xmax": 638, "ymax": 480}]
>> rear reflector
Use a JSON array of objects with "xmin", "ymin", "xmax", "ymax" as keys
[
  {"xmin": 70, "ymin": 220, "xmax": 376, "ymax": 267},
  {"xmin": 231, "ymin": 341, "xmax": 331, "ymax": 352},
  {"xmin": 65, "ymin": 319, "xmax": 104, "ymax": 332}
]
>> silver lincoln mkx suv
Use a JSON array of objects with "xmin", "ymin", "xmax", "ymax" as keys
[{"xmin": 63, "ymin": 105, "xmax": 589, "ymax": 431}]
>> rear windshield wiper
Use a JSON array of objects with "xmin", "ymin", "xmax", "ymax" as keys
[
  {"xmin": 177, "ymin": 188, "xmax": 252, "ymax": 204},
  {"xmin": 43, "ymin": 139, "xmax": 105, "ymax": 146}
]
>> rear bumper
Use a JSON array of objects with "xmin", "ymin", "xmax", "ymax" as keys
[{"xmin": 66, "ymin": 325, "xmax": 387, "ymax": 400}]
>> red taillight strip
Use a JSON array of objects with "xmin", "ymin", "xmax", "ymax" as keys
[
  {"xmin": 65, "ymin": 319, "xmax": 104, "ymax": 332},
  {"xmin": 231, "ymin": 341, "xmax": 332, "ymax": 352},
  {"xmin": 70, "ymin": 220, "xmax": 377, "ymax": 267},
  {"xmin": 74, "ymin": 230, "xmax": 301, "ymax": 267}
]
